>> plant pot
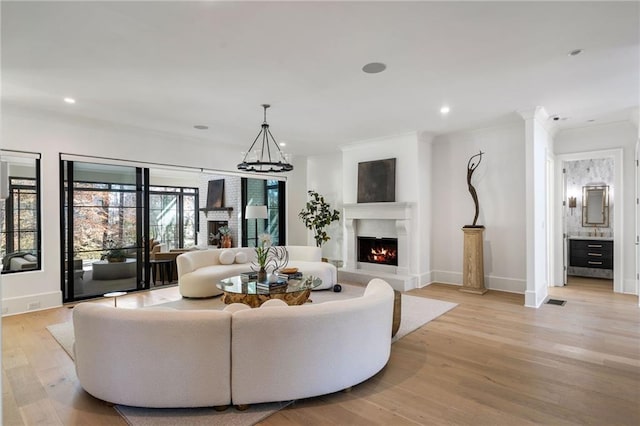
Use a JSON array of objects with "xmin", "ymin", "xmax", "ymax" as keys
[
  {"xmin": 221, "ymin": 235, "xmax": 232, "ymax": 248},
  {"xmin": 257, "ymin": 267, "xmax": 267, "ymax": 283}
]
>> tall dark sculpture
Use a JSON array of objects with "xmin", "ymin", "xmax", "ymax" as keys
[{"xmin": 466, "ymin": 151, "xmax": 484, "ymax": 227}]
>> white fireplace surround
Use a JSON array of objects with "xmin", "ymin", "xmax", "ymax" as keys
[{"xmin": 342, "ymin": 202, "xmax": 416, "ymax": 291}]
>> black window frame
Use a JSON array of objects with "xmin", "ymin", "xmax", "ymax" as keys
[{"xmin": 1, "ymin": 158, "xmax": 42, "ymax": 274}]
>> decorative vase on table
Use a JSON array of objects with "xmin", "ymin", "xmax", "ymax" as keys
[
  {"xmin": 221, "ymin": 235, "xmax": 232, "ymax": 248},
  {"xmin": 257, "ymin": 267, "xmax": 267, "ymax": 283}
]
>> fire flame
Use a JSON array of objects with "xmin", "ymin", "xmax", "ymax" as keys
[{"xmin": 369, "ymin": 247, "xmax": 397, "ymax": 263}]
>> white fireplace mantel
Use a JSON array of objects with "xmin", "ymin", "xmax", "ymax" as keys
[
  {"xmin": 343, "ymin": 202, "xmax": 413, "ymax": 220},
  {"xmin": 342, "ymin": 202, "xmax": 416, "ymax": 291}
]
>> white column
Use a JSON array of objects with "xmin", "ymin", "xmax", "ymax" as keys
[
  {"xmin": 344, "ymin": 218, "xmax": 357, "ymax": 270},
  {"xmin": 395, "ymin": 219, "xmax": 410, "ymax": 276}
]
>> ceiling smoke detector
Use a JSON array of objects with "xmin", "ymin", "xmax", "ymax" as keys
[{"xmin": 362, "ymin": 62, "xmax": 387, "ymax": 74}]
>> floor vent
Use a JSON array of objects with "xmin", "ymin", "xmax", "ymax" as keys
[{"xmin": 546, "ymin": 298, "xmax": 566, "ymax": 306}]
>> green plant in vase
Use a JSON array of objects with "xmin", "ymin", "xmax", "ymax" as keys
[
  {"xmin": 254, "ymin": 233, "xmax": 272, "ymax": 281},
  {"xmin": 298, "ymin": 190, "xmax": 340, "ymax": 248}
]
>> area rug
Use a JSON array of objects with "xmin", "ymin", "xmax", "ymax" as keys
[
  {"xmin": 114, "ymin": 401, "xmax": 294, "ymax": 426},
  {"xmin": 47, "ymin": 284, "xmax": 457, "ymax": 425}
]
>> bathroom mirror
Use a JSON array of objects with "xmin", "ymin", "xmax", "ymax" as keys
[{"xmin": 582, "ymin": 185, "xmax": 609, "ymax": 227}]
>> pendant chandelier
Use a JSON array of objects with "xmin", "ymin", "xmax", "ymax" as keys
[{"xmin": 237, "ymin": 104, "xmax": 293, "ymax": 173}]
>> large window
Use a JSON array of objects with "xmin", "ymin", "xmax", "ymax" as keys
[
  {"xmin": 1, "ymin": 152, "xmax": 41, "ymax": 274},
  {"xmin": 71, "ymin": 181, "xmax": 139, "ymax": 262},
  {"xmin": 149, "ymin": 186, "xmax": 198, "ymax": 250},
  {"xmin": 242, "ymin": 178, "xmax": 286, "ymax": 247}
]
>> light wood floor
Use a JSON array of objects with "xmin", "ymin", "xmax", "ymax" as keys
[{"xmin": 3, "ymin": 282, "xmax": 639, "ymax": 425}]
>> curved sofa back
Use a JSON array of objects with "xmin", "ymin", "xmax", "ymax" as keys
[
  {"xmin": 230, "ymin": 278, "xmax": 394, "ymax": 405},
  {"xmin": 72, "ymin": 303, "xmax": 232, "ymax": 408},
  {"xmin": 176, "ymin": 246, "xmax": 320, "ymax": 276},
  {"xmin": 176, "ymin": 249, "xmax": 222, "ymax": 275}
]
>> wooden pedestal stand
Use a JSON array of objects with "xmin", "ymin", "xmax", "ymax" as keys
[{"xmin": 460, "ymin": 226, "xmax": 487, "ymax": 294}]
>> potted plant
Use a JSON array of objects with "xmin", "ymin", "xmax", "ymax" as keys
[
  {"xmin": 218, "ymin": 225, "xmax": 232, "ymax": 248},
  {"xmin": 298, "ymin": 190, "xmax": 340, "ymax": 248},
  {"xmin": 252, "ymin": 233, "xmax": 289, "ymax": 282},
  {"xmin": 103, "ymin": 239, "xmax": 125, "ymax": 263},
  {"xmin": 254, "ymin": 233, "xmax": 272, "ymax": 282}
]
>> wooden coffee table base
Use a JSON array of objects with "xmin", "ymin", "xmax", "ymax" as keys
[
  {"xmin": 221, "ymin": 289, "xmax": 312, "ymax": 308},
  {"xmin": 392, "ymin": 290, "xmax": 401, "ymax": 337}
]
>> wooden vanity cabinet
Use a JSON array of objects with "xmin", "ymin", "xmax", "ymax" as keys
[{"xmin": 569, "ymin": 239, "xmax": 613, "ymax": 270}]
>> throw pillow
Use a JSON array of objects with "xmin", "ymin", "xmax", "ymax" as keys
[
  {"xmin": 234, "ymin": 251, "xmax": 248, "ymax": 264},
  {"xmin": 218, "ymin": 249, "xmax": 235, "ymax": 265}
]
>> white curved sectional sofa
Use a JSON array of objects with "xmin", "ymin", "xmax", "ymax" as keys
[
  {"xmin": 176, "ymin": 245, "xmax": 337, "ymax": 298},
  {"xmin": 72, "ymin": 279, "xmax": 394, "ymax": 408}
]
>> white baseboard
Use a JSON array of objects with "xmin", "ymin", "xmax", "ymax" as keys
[
  {"xmin": 418, "ymin": 271, "xmax": 432, "ymax": 288},
  {"xmin": 2, "ymin": 291, "xmax": 62, "ymax": 316},
  {"xmin": 430, "ymin": 270, "xmax": 526, "ymax": 294},
  {"xmin": 430, "ymin": 270, "xmax": 463, "ymax": 286},
  {"xmin": 524, "ymin": 288, "xmax": 548, "ymax": 308}
]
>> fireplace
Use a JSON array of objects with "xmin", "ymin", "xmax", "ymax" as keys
[
  {"xmin": 342, "ymin": 202, "xmax": 416, "ymax": 291},
  {"xmin": 207, "ymin": 221, "xmax": 228, "ymax": 245},
  {"xmin": 358, "ymin": 237, "xmax": 398, "ymax": 266}
]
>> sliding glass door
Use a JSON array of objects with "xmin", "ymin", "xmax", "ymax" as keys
[{"xmin": 61, "ymin": 161, "xmax": 144, "ymax": 302}]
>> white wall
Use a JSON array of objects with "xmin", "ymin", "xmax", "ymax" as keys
[
  {"xmin": 431, "ymin": 122, "xmax": 527, "ymax": 293},
  {"xmin": 342, "ymin": 133, "xmax": 420, "ymax": 204},
  {"xmin": 286, "ymin": 156, "xmax": 308, "ymax": 247},
  {"xmin": 306, "ymin": 152, "xmax": 343, "ymax": 259},
  {"xmin": 417, "ymin": 132, "xmax": 434, "ymax": 283},
  {"xmin": 555, "ymin": 121, "xmax": 638, "ymax": 295},
  {"xmin": 1, "ymin": 105, "xmax": 306, "ymax": 314}
]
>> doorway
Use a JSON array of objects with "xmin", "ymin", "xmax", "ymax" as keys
[
  {"xmin": 61, "ymin": 160, "xmax": 145, "ymax": 302},
  {"xmin": 553, "ymin": 149, "xmax": 623, "ymax": 293}
]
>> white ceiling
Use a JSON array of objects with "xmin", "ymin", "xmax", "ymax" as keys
[{"xmin": 2, "ymin": 1, "xmax": 638, "ymax": 156}]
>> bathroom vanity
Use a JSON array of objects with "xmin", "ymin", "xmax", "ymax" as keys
[{"xmin": 568, "ymin": 237, "xmax": 614, "ymax": 279}]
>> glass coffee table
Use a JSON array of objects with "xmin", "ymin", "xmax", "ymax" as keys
[{"xmin": 217, "ymin": 274, "xmax": 322, "ymax": 308}]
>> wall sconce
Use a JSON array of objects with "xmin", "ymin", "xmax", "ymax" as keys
[{"xmin": 568, "ymin": 196, "xmax": 577, "ymax": 215}]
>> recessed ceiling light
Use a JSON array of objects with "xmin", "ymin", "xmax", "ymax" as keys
[
  {"xmin": 279, "ymin": 142, "xmax": 286, "ymax": 147},
  {"xmin": 568, "ymin": 49, "xmax": 583, "ymax": 57},
  {"xmin": 193, "ymin": 125, "xmax": 208, "ymax": 130},
  {"xmin": 63, "ymin": 97, "xmax": 76, "ymax": 104},
  {"xmin": 440, "ymin": 105, "xmax": 450, "ymax": 115},
  {"xmin": 362, "ymin": 62, "xmax": 387, "ymax": 74}
]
